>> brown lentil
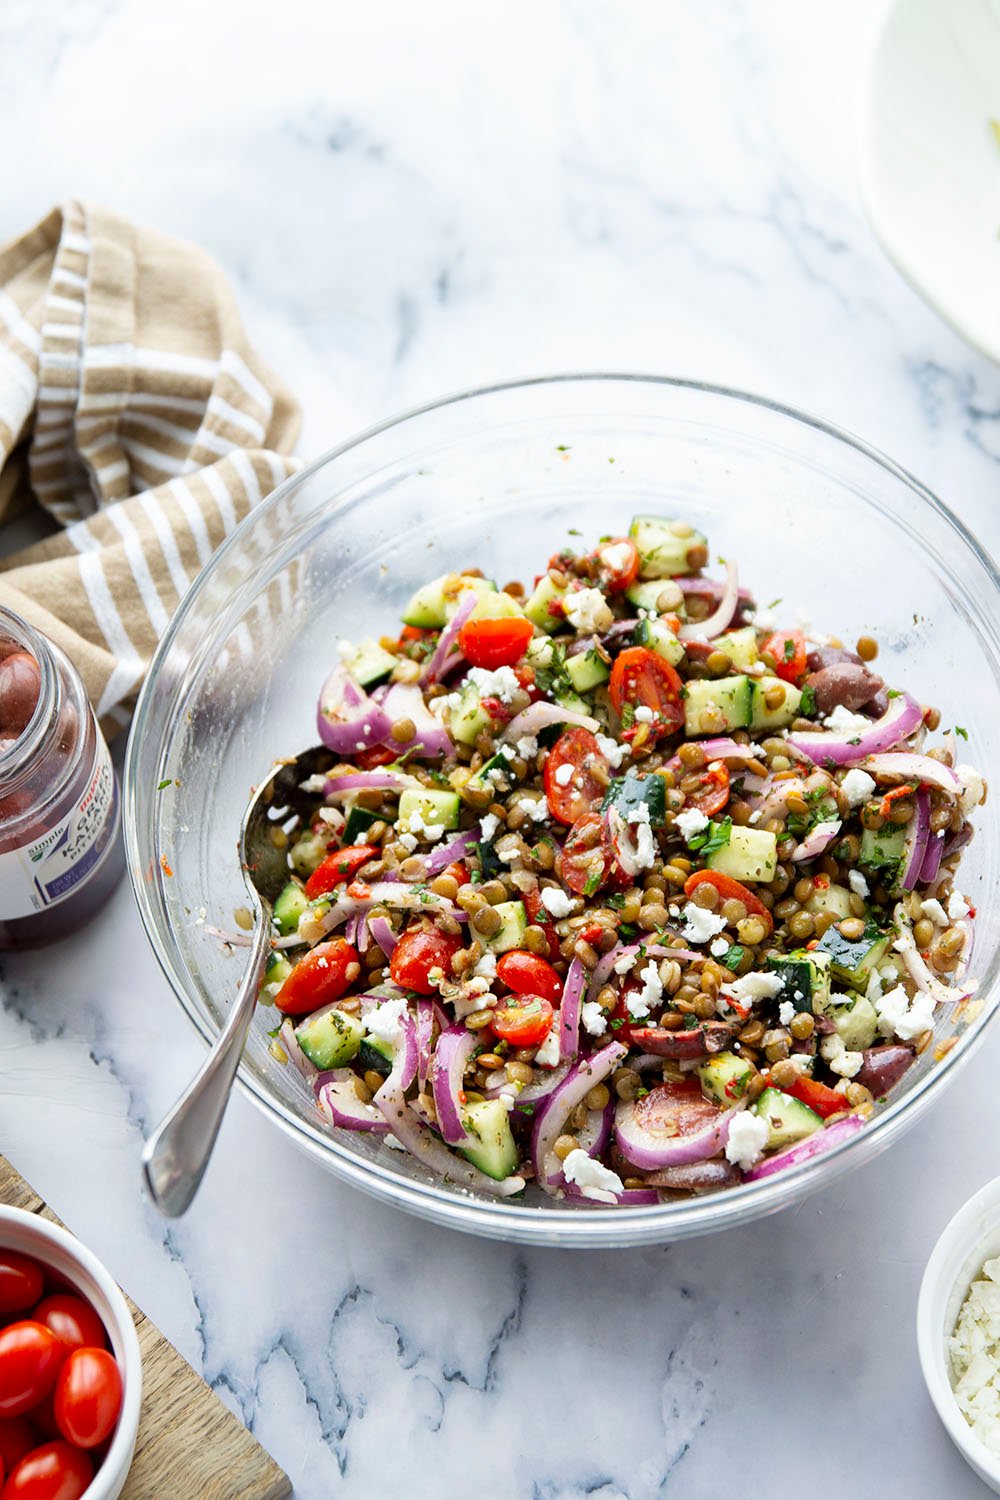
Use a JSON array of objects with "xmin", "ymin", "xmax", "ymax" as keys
[
  {"xmin": 552, "ymin": 1134, "xmax": 579, "ymax": 1161},
  {"xmin": 838, "ymin": 917, "xmax": 866, "ymax": 941},
  {"xmin": 856, "ymin": 635, "xmax": 878, "ymax": 661},
  {"xmin": 789, "ymin": 1011, "xmax": 815, "ymax": 1040}
]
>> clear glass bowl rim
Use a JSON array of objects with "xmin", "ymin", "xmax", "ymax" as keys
[{"xmin": 124, "ymin": 372, "xmax": 1000, "ymax": 1246}]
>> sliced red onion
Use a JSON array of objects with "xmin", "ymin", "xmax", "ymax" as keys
[
  {"xmin": 791, "ymin": 819, "xmax": 842, "ymax": 863},
  {"xmin": 432, "ymin": 1026, "xmax": 478, "ymax": 1145},
  {"xmin": 502, "ymin": 701, "xmax": 599, "ymax": 743},
  {"xmin": 678, "ymin": 562, "xmax": 739, "ymax": 642},
  {"xmin": 295, "ymin": 884, "xmax": 457, "ymax": 946},
  {"xmin": 317, "ymin": 664, "xmax": 393, "ymax": 755},
  {"xmin": 278, "ymin": 1017, "xmax": 317, "ymax": 1079},
  {"xmin": 344, "ymin": 912, "xmax": 359, "ymax": 946},
  {"xmin": 422, "ymin": 590, "xmax": 477, "ymax": 683},
  {"xmin": 415, "ymin": 998, "xmax": 443, "ymax": 1089},
  {"xmin": 614, "ymin": 1093, "xmax": 740, "ymax": 1170},
  {"xmin": 576, "ymin": 1099, "xmax": 613, "ymax": 1157},
  {"xmin": 424, "ymin": 828, "xmax": 480, "ymax": 875},
  {"xmin": 355, "ymin": 914, "xmax": 370, "ymax": 953},
  {"xmin": 744, "ymin": 1113, "xmax": 864, "ymax": 1181},
  {"xmin": 892, "ymin": 908, "xmax": 973, "ymax": 1003},
  {"xmin": 559, "ymin": 959, "xmax": 586, "ymax": 1061},
  {"xmin": 920, "ymin": 830, "xmax": 946, "ymax": 886},
  {"xmin": 900, "ymin": 788, "xmax": 930, "ymax": 891},
  {"xmin": 204, "ymin": 924, "xmax": 254, "ymax": 948},
  {"xmin": 564, "ymin": 1185, "xmax": 660, "ymax": 1207},
  {"xmin": 318, "ymin": 1079, "xmax": 389, "ymax": 1132},
  {"xmin": 858, "ymin": 751, "xmax": 962, "ymax": 797},
  {"xmin": 690, "ymin": 737, "xmax": 764, "ymax": 765},
  {"xmin": 485, "ymin": 1060, "xmax": 572, "ymax": 1107},
  {"xmin": 368, "ymin": 914, "xmax": 398, "ymax": 957},
  {"xmin": 787, "ymin": 692, "xmax": 923, "ymax": 767},
  {"xmin": 380, "ymin": 682, "xmax": 453, "ymax": 760},
  {"xmin": 531, "ymin": 1042, "xmax": 626, "ymax": 1193},
  {"xmin": 677, "ymin": 577, "xmax": 755, "ymax": 609},
  {"xmin": 324, "ymin": 769, "xmax": 420, "ymax": 796}
]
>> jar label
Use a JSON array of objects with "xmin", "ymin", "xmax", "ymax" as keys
[{"xmin": 0, "ymin": 739, "xmax": 118, "ymax": 919}]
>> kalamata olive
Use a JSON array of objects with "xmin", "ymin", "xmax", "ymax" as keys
[
  {"xmin": 0, "ymin": 652, "xmax": 41, "ymax": 738},
  {"xmin": 803, "ymin": 661, "xmax": 884, "ymax": 715}
]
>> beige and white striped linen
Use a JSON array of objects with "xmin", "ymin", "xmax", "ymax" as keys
[{"xmin": 0, "ymin": 200, "xmax": 301, "ymax": 735}]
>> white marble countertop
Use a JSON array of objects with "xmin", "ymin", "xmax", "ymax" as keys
[{"xmin": 3, "ymin": 1, "xmax": 1000, "ymax": 1494}]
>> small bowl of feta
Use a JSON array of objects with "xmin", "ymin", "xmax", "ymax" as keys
[{"xmin": 918, "ymin": 1178, "xmax": 1000, "ymax": 1491}]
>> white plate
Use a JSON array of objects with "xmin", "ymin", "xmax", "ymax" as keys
[{"xmin": 859, "ymin": 0, "xmax": 1000, "ymax": 363}]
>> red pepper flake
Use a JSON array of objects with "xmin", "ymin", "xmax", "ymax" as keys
[{"xmin": 160, "ymin": 854, "xmax": 173, "ymax": 877}]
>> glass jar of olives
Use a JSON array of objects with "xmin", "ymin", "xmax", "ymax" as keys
[{"xmin": 0, "ymin": 607, "xmax": 124, "ymax": 949}]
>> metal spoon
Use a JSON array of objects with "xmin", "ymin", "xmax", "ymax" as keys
[{"xmin": 143, "ymin": 745, "xmax": 333, "ymax": 1216}]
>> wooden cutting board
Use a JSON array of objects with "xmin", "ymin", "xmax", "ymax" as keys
[{"xmin": 0, "ymin": 1156, "xmax": 291, "ymax": 1500}]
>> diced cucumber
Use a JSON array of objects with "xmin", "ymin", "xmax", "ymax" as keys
[
  {"xmin": 402, "ymin": 573, "xmax": 496, "ymax": 629},
  {"xmin": 683, "ymin": 676, "xmax": 753, "ymax": 736},
  {"xmin": 555, "ymin": 689, "xmax": 591, "ymax": 716},
  {"xmin": 816, "ymin": 921, "xmax": 891, "ymax": 991},
  {"xmin": 804, "ymin": 880, "xmax": 853, "ymax": 922},
  {"xmin": 295, "ymin": 1005, "xmax": 365, "ymax": 1069},
  {"xmin": 477, "ymin": 839, "xmax": 504, "ymax": 882},
  {"xmin": 716, "ymin": 626, "xmax": 760, "ymax": 672},
  {"xmin": 465, "ymin": 751, "xmax": 516, "ymax": 799},
  {"xmin": 340, "ymin": 637, "xmax": 397, "ymax": 689},
  {"xmin": 485, "ymin": 900, "xmax": 528, "ymax": 953},
  {"xmin": 628, "ymin": 515, "xmax": 706, "ymax": 578},
  {"xmin": 625, "ymin": 579, "xmax": 680, "ymax": 612},
  {"xmin": 344, "ymin": 805, "xmax": 379, "ymax": 844},
  {"xmin": 601, "ymin": 769, "xmax": 666, "ymax": 826},
  {"xmin": 398, "ymin": 787, "xmax": 461, "ymax": 832},
  {"xmin": 359, "ymin": 1036, "xmax": 394, "ymax": 1077},
  {"xmin": 261, "ymin": 951, "xmax": 293, "ymax": 1002},
  {"xmin": 750, "ymin": 676, "xmax": 803, "ymax": 731},
  {"xmin": 707, "ymin": 825, "xmax": 777, "ymax": 883},
  {"xmin": 565, "ymin": 648, "xmax": 610, "ymax": 694},
  {"xmin": 859, "ymin": 826, "xmax": 907, "ymax": 890},
  {"xmin": 632, "ymin": 616, "xmax": 684, "ymax": 666},
  {"xmin": 766, "ymin": 950, "xmax": 833, "ymax": 1015},
  {"xmin": 524, "ymin": 576, "xmax": 567, "ymax": 633},
  {"xmin": 451, "ymin": 589, "xmax": 524, "ymax": 624},
  {"xmin": 273, "ymin": 880, "xmax": 308, "ymax": 936},
  {"xmin": 698, "ymin": 1051, "xmax": 755, "ymax": 1105},
  {"xmin": 288, "ymin": 831, "xmax": 330, "ymax": 879},
  {"xmin": 448, "ymin": 682, "xmax": 492, "ymax": 747},
  {"xmin": 831, "ymin": 995, "xmax": 879, "ymax": 1051},
  {"xmin": 752, "ymin": 1087, "xmax": 822, "ymax": 1150},
  {"xmin": 457, "ymin": 1098, "xmax": 519, "ymax": 1180}
]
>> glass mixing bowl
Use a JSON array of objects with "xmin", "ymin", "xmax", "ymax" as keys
[{"xmin": 124, "ymin": 375, "xmax": 1000, "ymax": 1247}]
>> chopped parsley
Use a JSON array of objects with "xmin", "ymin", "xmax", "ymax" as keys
[
  {"xmin": 799, "ymin": 684, "xmax": 817, "ymax": 718},
  {"xmin": 688, "ymin": 817, "xmax": 733, "ymax": 857},
  {"xmin": 783, "ymin": 638, "xmax": 796, "ymax": 661},
  {"xmin": 955, "ymin": 725, "xmax": 969, "ymax": 741},
  {"xmin": 723, "ymin": 945, "xmax": 745, "ymax": 971},
  {"xmin": 157, "ymin": 778, "xmax": 173, "ymax": 790}
]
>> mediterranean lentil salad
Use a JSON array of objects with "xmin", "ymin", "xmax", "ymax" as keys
[{"xmin": 257, "ymin": 515, "xmax": 986, "ymax": 1205}]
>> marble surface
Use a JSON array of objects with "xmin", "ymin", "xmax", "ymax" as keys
[{"xmin": 3, "ymin": 1, "xmax": 1000, "ymax": 1493}]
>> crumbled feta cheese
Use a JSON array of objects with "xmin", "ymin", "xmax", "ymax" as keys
[
  {"xmin": 840, "ymin": 768, "xmax": 877, "ymax": 808},
  {"xmin": 486, "ymin": 767, "xmax": 510, "ymax": 788},
  {"xmin": 824, "ymin": 704, "xmax": 873, "ymax": 735},
  {"xmin": 299, "ymin": 773, "xmax": 329, "ymax": 793},
  {"xmin": 517, "ymin": 796, "xmax": 550, "ymax": 822},
  {"xmin": 681, "ymin": 903, "xmax": 727, "ymax": 945},
  {"xmin": 725, "ymin": 1111, "xmax": 770, "ymax": 1170},
  {"xmin": 515, "ymin": 735, "xmax": 539, "ymax": 760},
  {"xmin": 468, "ymin": 665, "xmax": 521, "ymax": 704},
  {"xmin": 596, "ymin": 734, "xmax": 626, "ymax": 768},
  {"xmin": 751, "ymin": 607, "xmax": 776, "ymax": 632},
  {"xmin": 479, "ymin": 812, "xmax": 500, "ymax": 842},
  {"xmin": 748, "ymin": 809, "xmax": 763, "ymax": 825},
  {"xmin": 821, "ymin": 1033, "xmax": 863, "ymax": 1078},
  {"xmin": 581, "ymin": 1000, "xmax": 608, "ymax": 1037},
  {"xmin": 778, "ymin": 1000, "xmax": 796, "ymax": 1027},
  {"xmin": 600, "ymin": 541, "xmax": 633, "ymax": 574},
  {"xmin": 530, "ymin": 638, "xmax": 554, "ymax": 668},
  {"xmin": 540, "ymin": 885, "xmax": 574, "ymax": 918},
  {"xmin": 874, "ymin": 984, "xmax": 935, "ymax": 1042},
  {"xmin": 473, "ymin": 950, "xmax": 497, "ymax": 980},
  {"xmin": 400, "ymin": 806, "xmax": 445, "ymax": 842},
  {"xmin": 553, "ymin": 762, "xmax": 574, "ymax": 787},
  {"xmin": 725, "ymin": 971, "xmax": 786, "ymax": 1006},
  {"xmin": 561, "ymin": 1148, "xmax": 624, "ymax": 1202},
  {"xmin": 534, "ymin": 1023, "xmax": 562, "ymax": 1068},
  {"xmin": 710, "ymin": 937, "xmax": 730, "ymax": 958},
  {"xmin": 365, "ymin": 998, "xmax": 409, "ymax": 1046},
  {"xmin": 633, "ymin": 704, "xmax": 655, "ymax": 723},
  {"xmin": 848, "ymin": 869, "xmax": 870, "ymax": 898},
  {"xmin": 675, "ymin": 808, "xmax": 710, "ymax": 843},
  {"xmin": 397, "ymin": 831, "xmax": 418, "ymax": 853},
  {"xmin": 948, "ymin": 891, "xmax": 971, "ymax": 921},
  {"xmin": 613, "ymin": 949, "xmax": 637, "ymax": 975},
  {"xmin": 958, "ymin": 764, "xmax": 987, "ymax": 815},
  {"xmin": 626, "ymin": 960, "xmax": 663, "ymax": 1019},
  {"xmin": 563, "ymin": 587, "xmax": 613, "ymax": 634},
  {"xmin": 920, "ymin": 898, "xmax": 949, "ymax": 927}
]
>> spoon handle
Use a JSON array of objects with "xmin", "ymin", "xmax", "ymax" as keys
[{"xmin": 143, "ymin": 919, "xmax": 271, "ymax": 1216}]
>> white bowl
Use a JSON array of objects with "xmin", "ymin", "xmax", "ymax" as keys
[
  {"xmin": 858, "ymin": 0, "xmax": 1000, "ymax": 363},
  {"xmin": 0, "ymin": 1206, "xmax": 142, "ymax": 1499},
  {"xmin": 918, "ymin": 1178, "xmax": 1000, "ymax": 1492}
]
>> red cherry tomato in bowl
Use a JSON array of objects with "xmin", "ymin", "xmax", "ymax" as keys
[
  {"xmin": 556, "ymin": 812, "xmax": 616, "ymax": 896},
  {"xmin": 304, "ymin": 845, "xmax": 379, "ymax": 900},
  {"xmin": 31, "ymin": 1298, "xmax": 106, "ymax": 1359},
  {"xmin": 591, "ymin": 537, "xmax": 639, "ymax": 592},
  {"xmin": 458, "ymin": 617, "xmax": 533, "ymax": 670},
  {"xmin": 0, "ymin": 1256, "xmax": 43, "ymax": 1318},
  {"xmin": 275, "ymin": 939, "xmax": 360, "ymax": 1016},
  {"xmin": 609, "ymin": 648, "xmax": 684, "ymax": 735},
  {"xmin": 4, "ymin": 1439, "xmax": 93, "ymax": 1500},
  {"xmin": 495, "ymin": 951, "xmax": 562, "ymax": 1004},
  {"xmin": 544, "ymin": 728, "xmax": 611, "ymax": 826},
  {"xmin": 53, "ymin": 1348, "xmax": 122, "ymax": 1450},
  {"xmin": 0, "ymin": 1324, "xmax": 63, "ymax": 1419},
  {"xmin": 761, "ymin": 629, "xmax": 807, "ymax": 685},
  {"xmin": 490, "ymin": 996, "xmax": 554, "ymax": 1048},
  {"xmin": 0, "ymin": 1420, "xmax": 33, "ymax": 1476},
  {"xmin": 684, "ymin": 759, "xmax": 730, "ymax": 817},
  {"xmin": 390, "ymin": 926, "xmax": 463, "ymax": 995},
  {"xmin": 683, "ymin": 869, "xmax": 774, "ymax": 936}
]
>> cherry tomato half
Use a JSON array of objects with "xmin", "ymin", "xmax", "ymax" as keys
[
  {"xmin": 490, "ymin": 995, "xmax": 554, "ymax": 1048},
  {"xmin": 275, "ymin": 939, "xmax": 360, "ymax": 1016},
  {"xmin": 544, "ymin": 728, "xmax": 611, "ymax": 827},
  {"xmin": 458, "ymin": 617, "xmax": 533, "ymax": 670},
  {"xmin": 0, "ymin": 1325, "xmax": 63, "ymax": 1419},
  {"xmin": 0, "ymin": 1421, "xmax": 33, "ymax": 1477},
  {"xmin": 3, "ymin": 1440, "xmax": 93, "ymax": 1500},
  {"xmin": 353, "ymin": 744, "xmax": 399, "ymax": 771},
  {"xmin": 557, "ymin": 812, "xmax": 615, "ymax": 896},
  {"xmin": 762, "ymin": 630, "xmax": 807, "ymax": 685},
  {"xmin": 304, "ymin": 845, "xmax": 379, "ymax": 900},
  {"xmin": 591, "ymin": 537, "xmax": 639, "ymax": 593},
  {"xmin": 390, "ymin": 926, "xmax": 463, "ymax": 995},
  {"xmin": 683, "ymin": 870, "xmax": 773, "ymax": 935},
  {"xmin": 31, "ymin": 1299, "xmax": 106, "ymax": 1360},
  {"xmin": 0, "ymin": 1257, "xmax": 43, "ymax": 1318},
  {"xmin": 609, "ymin": 648, "xmax": 684, "ymax": 736},
  {"xmin": 684, "ymin": 760, "xmax": 730, "ymax": 817},
  {"xmin": 495, "ymin": 951, "xmax": 562, "ymax": 1005},
  {"xmin": 53, "ymin": 1349, "xmax": 122, "ymax": 1451}
]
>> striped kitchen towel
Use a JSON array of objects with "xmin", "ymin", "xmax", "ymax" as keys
[{"xmin": 0, "ymin": 200, "xmax": 301, "ymax": 735}]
